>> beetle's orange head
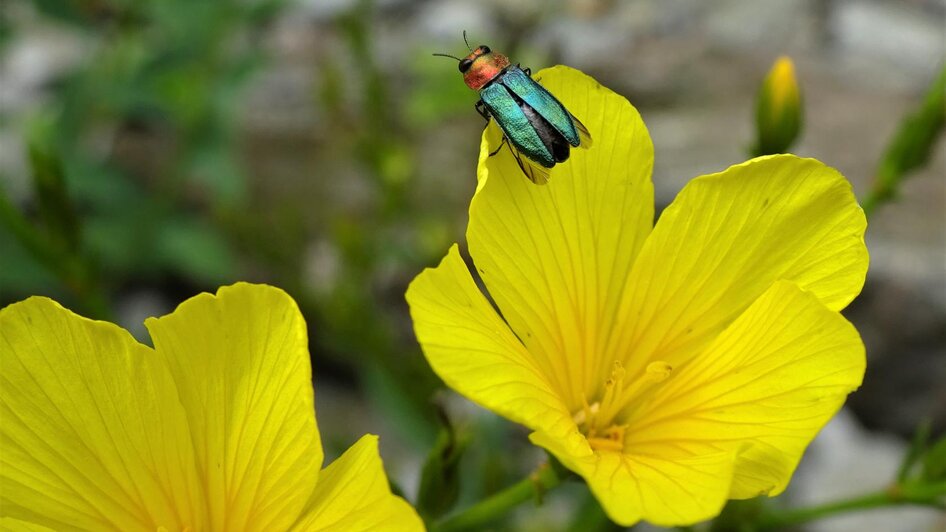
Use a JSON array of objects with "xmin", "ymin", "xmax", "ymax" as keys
[{"xmin": 459, "ymin": 45, "xmax": 511, "ymax": 91}]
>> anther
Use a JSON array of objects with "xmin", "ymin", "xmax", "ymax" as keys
[
  {"xmin": 574, "ymin": 360, "xmax": 675, "ymax": 453},
  {"xmin": 645, "ymin": 361, "xmax": 673, "ymax": 382}
]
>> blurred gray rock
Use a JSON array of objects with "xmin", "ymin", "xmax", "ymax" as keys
[{"xmin": 792, "ymin": 409, "xmax": 944, "ymax": 532}]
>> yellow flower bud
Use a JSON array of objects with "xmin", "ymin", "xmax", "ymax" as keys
[{"xmin": 754, "ymin": 56, "xmax": 803, "ymax": 156}]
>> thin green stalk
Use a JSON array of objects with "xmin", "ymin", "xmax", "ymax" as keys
[
  {"xmin": 757, "ymin": 481, "xmax": 946, "ymax": 530},
  {"xmin": 432, "ymin": 463, "xmax": 562, "ymax": 532},
  {"xmin": 898, "ymin": 419, "xmax": 932, "ymax": 482}
]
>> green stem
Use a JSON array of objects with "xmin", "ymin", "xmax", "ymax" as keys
[
  {"xmin": 757, "ymin": 481, "xmax": 946, "ymax": 530},
  {"xmin": 432, "ymin": 463, "xmax": 563, "ymax": 532}
]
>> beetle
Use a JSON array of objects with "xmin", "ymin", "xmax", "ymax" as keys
[{"xmin": 435, "ymin": 34, "xmax": 592, "ymax": 184}]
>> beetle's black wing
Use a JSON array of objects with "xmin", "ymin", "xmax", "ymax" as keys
[
  {"xmin": 569, "ymin": 111, "xmax": 593, "ymax": 148},
  {"xmin": 507, "ymin": 141, "xmax": 551, "ymax": 185}
]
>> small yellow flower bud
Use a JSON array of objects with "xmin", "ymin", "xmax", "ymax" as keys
[{"xmin": 754, "ymin": 56, "xmax": 803, "ymax": 156}]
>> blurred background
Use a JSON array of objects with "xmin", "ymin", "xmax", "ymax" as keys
[{"xmin": 1, "ymin": 0, "xmax": 943, "ymax": 530}]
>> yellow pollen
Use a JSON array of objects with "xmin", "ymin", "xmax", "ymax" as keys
[{"xmin": 574, "ymin": 360, "xmax": 673, "ymax": 453}]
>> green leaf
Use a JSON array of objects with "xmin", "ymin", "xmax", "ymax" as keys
[
  {"xmin": 864, "ymin": 63, "xmax": 946, "ymax": 215},
  {"xmin": 899, "ymin": 419, "xmax": 932, "ymax": 481},
  {"xmin": 155, "ymin": 217, "xmax": 236, "ymax": 283},
  {"xmin": 28, "ymin": 139, "xmax": 79, "ymax": 253},
  {"xmin": 923, "ymin": 436, "xmax": 946, "ymax": 482},
  {"xmin": 417, "ymin": 405, "xmax": 470, "ymax": 521},
  {"xmin": 0, "ymin": 226, "xmax": 60, "ymax": 298}
]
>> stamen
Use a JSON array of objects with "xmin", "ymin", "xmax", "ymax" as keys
[
  {"xmin": 645, "ymin": 360, "xmax": 673, "ymax": 382},
  {"xmin": 574, "ymin": 397, "xmax": 598, "ymax": 427},
  {"xmin": 573, "ymin": 360, "xmax": 674, "ymax": 453},
  {"xmin": 587, "ymin": 435, "xmax": 624, "ymax": 452},
  {"xmin": 595, "ymin": 362, "xmax": 627, "ymax": 428}
]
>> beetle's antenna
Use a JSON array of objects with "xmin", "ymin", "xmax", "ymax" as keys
[
  {"xmin": 432, "ymin": 52, "xmax": 463, "ymax": 61},
  {"xmin": 431, "ymin": 32, "xmax": 472, "ymax": 61}
]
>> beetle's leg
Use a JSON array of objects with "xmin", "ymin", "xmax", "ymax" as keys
[
  {"xmin": 488, "ymin": 136, "xmax": 508, "ymax": 158},
  {"xmin": 523, "ymin": 67, "xmax": 532, "ymax": 76},
  {"xmin": 477, "ymin": 100, "xmax": 505, "ymax": 157},
  {"xmin": 474, "ymin": 100, "xmax": 490, "ymax": 123}
]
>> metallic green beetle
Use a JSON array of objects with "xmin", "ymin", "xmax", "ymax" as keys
[{"xmin": 437, "ymin": 38, "xmax": 592, "ymax": 184}]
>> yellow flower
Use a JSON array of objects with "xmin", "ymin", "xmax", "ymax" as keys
[
  {"xmin": 0, "ymin": 283, "xmax": 424, "ymax": 531},
  {"xmin": 407, "ymin": 66, "xmax": 867, "ymax": 526}
]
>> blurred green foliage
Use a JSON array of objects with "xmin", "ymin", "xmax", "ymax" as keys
[{"xmin": 1, "ymin": 0, "xmax": 288, "ymax": 312}]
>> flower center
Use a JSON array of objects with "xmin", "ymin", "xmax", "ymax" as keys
[{"xmin": 573, "ymin": 360, "xmax": 673, "ymax": 452}]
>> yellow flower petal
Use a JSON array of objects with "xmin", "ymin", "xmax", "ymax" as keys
[
  {"xmin": 0, "ymin": 518, "xmax": 56, "ymax": 532},
  {"xmin": 0, "ymin": 297, "xmax": 205, "ymax": 530},
  {"xmin": 626, "ymin": 281, "xmax": 865, "ymax": 500},
  {"xmin": 292, "ymin": 435, "xmax": 423, "ymax": 531},
  {"xmin": 532, "ymin": 430, "xmax": 733, "ymax": 526},
  {"xmin": 406, "ymin": 245, "xmax": 584, "ymax": 453},
  {"xmin": 145, "ymin": 283, "xmax": 322, "ymax": 530},
  {"xmin": 469, "ymin": 65, "xmax": 655, "ymax": 407},
  {"xmin": 609, "ymin": 155, "xmax": 867, "ymax": 376}
]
